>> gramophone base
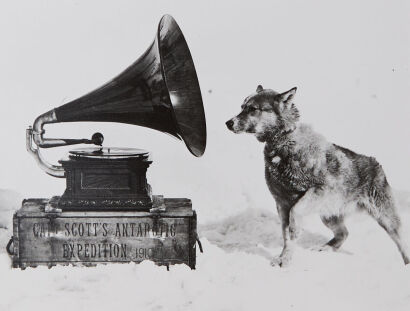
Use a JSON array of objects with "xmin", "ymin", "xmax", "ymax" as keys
[
  {"xmin": 50, "ymin": 196, "xmax": 153, "ymax": 211},
  {"xmin": 58, "ymin": 147, "xmax": 153, "ymax": 211}
]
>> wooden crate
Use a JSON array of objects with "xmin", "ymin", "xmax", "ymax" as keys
[{"xmin": 11, "ymin": 197, "xmax": 197, "ymax": 269}]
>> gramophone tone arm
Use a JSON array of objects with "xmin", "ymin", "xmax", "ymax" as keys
[
  {"xmin": 32, "ymin": 109, "xmax": 104, "ymax": 148},
  {"xmin": 26, "ymin": 127, "xmax": 65, "ymax": 178},
  {"xmin": 28, "ymin": 109, "xmax": 105, "ymax": 177}
]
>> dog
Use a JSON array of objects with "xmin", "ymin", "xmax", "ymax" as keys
[{"xmin": 226, "ymin": 85, "xmax": 409, "ymax": 266}]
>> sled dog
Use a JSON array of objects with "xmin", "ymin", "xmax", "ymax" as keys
[{"xmin": 226, "ymin": 85, "xmax": 409, "ymax": 266}]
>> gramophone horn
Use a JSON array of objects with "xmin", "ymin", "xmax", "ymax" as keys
[{"xmin": 27, "ymin": 15, "xmax": 206, "ymax": 177}]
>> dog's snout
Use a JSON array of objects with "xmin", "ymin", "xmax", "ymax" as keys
[{"xmin": 226, "ymin": 119, "xmax": 234, "ymax": 130}]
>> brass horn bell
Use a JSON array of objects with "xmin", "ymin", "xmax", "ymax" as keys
[{"xmin": 27, "ymin": 15, "xmax": 206, "ymax": 178}]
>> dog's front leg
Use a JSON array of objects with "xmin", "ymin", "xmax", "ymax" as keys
[
  {"xmin": 271, "ymin": 205, "xmax": 294, "ymax": 267},
  {"xmin": 289, "ymin": 209, "xmax": 300, "ymax": 240}
]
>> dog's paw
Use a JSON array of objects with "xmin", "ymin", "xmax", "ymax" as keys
[
  {"xmin": 270, "ymin": 256, "xmax": 282, "ymax": 267},
  {"xmin": 270, "ymin": 253, "xmax": 292, "ymax": 267},
  {"xmin": 310, "ymin": 244, "xmax": 334, "ymax": 252}
]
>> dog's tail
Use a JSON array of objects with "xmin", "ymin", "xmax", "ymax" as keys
[{"xmin": 366, "ymin": 161, "xmax": 409, "ymax": 264}]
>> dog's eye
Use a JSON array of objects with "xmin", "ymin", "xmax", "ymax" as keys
[{"xmin": 247, "ymin": 106, "xmax": 257, "ymax": 112}]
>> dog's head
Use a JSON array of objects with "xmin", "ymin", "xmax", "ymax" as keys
[{"xmin": 226, "ymin": 85, "xmax": 300, "ymax": 140}]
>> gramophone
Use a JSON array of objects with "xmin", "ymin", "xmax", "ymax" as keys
[
  {"xmin": 8, "ymin": 15, "xmax": 204, "ymax": 269},
  {"xmin": 26, "ymin": 15, "xmax": 206, "ymax": 211}
]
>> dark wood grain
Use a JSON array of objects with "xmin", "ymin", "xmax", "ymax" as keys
[
  {"xmin": 12, "ymin": 198, "xmax": 197, "ymax": 269},
  {"xmin": 58, "ymin": 154, "xmax": 152, "ymax": 211}
]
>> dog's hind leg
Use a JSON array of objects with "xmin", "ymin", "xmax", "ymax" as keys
[
  {"xmin": 319, "ymin": 215, "xmax": 349, "ymax": 251},
  {"xmin": 365, "ymin": 200, "xmax": 410, "ymax": 265}
]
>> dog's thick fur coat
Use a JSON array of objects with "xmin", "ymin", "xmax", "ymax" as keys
[{"xmin": 226, "ymin": 85, "xmax": 409, "ymax": 266}]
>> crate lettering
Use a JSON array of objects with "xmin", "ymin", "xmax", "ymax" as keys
[{"xmin": 13, "ymin": 198, "xmax": 196, "ymax": 269}]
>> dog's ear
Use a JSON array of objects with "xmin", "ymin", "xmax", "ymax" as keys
[
  {"xmin": 279, "ymin": 87, "xmax": 297, "ymax": 105},
  {"xmin": 256, "ymin": 85, "xmax": 264, "ymax": 93}
]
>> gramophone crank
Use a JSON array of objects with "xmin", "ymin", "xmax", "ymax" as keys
[{"xmin": 10, "ymin": 15, "xmax": 205, "ymax": 269}]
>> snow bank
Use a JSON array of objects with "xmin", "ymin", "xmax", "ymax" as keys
[
  {"xmin": 1, "ymin": 189, "xmax": 410, "ymax": 311},
  {"xmin": 0, "ymin": 189, "xmax": 22, "ymax": 228},
  {"xmin": 200, "ymin": 208, "xmax": 328, "ymax": 259},
  {"xmin": 0, "ymin": 189, "xmax": 22, "ymax": 257}
]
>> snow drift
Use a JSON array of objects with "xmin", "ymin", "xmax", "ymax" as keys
[{"xmin": 1, "ymin": 189, "xmax": 410, "ymax": 311}]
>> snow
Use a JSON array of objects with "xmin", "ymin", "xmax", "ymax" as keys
[
  {"xmin": 1, "ymin": 1, "xmax": 410, "ymax": 310},
  {"xmin": 1, "ymin": 190, "xmax": 410, "ymax": 311}
]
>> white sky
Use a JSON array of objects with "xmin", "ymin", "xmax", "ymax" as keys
[{"xmin": 0, "ymin": 0, "xmax": 409, "ymax": 213}]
